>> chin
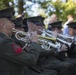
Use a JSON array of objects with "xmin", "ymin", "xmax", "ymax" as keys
[{"xmin": 9, "ymin": 32, "xmax": 12, "ymax": 36}]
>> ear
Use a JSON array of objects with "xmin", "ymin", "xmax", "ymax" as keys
[{"xmin": 0, "ymin": 23, "xmax": 5, "ymax": 28}]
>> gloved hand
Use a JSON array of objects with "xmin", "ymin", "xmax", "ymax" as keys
[
  {"xmin": 30, "ymin": 31, "xmax": 39, "ymax": 43},
  {"xmin": 60, "ymin": 44, "xmax": 68, "ymax": 51},
  {"xmin": 52, "ymin": 30, "xmax": 58, "ymax": 38}
]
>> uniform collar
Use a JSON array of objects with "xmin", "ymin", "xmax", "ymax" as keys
[{"xmin": 0, "ymin": 32, "xmax": 11, "ymax": 39}]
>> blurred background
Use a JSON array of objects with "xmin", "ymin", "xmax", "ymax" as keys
[{"xmin": 1, "ymin": 0, "xmax": 76, "ymax": 26}]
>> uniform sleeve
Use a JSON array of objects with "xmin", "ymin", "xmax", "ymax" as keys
[
  {"xmin": 40, "ymin": 49, "xmax": 56, "ymax": 58},
  {"xmin": 0, "ymin": 41, "xmax": 42, "ymax": 67},
  {"xmin": 67, "ymin": 43, "xmax": 76, "ymax": 58}
]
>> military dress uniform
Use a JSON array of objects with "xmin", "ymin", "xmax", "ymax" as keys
[
  {"xmin": 63, "ymin": 22, "xmax": 76, "ymax": 74},
  {"xmin": 0, "ymin": 32, "xmax": 43, "ymax": 75},
  {"xmin": 64, "ymin": 22, "xmax": 76, "ymax": 59}
]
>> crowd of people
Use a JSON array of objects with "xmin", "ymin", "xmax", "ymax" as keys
[{"xmin": 0, "ymin": 7, "xmax": 76, "ymax": 75}]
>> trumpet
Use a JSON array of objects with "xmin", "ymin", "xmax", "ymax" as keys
[
  {"xmin": 47, "ymin": 29, "xmax": 74, "ymax": 42},
  {"xmin": 45, "ymin": 29, "xmax": 53, "ymax": 35},
  {"xmin": 38, "ymin": 29, "xmax": 61, "ymax": 51},
  {"xmin": 56, "ymin": 33, "xmax": 74, "ymax": 48},
  {"xmin": 38, "ymin": 38, "xmax": 61, "ymax": 51},
  {"xmin": 57, "ymin": 34, "xmax": 74, "ymax": 42},
  {"xmin": 56, "ymin": 38, "xmax": 72, "ymax": 48},
  {"xmin": 45, "ymin": 29, "xmax": 74, "ymax": 40},
  {"xmin": 43, "ymin": 29, "xmax": 74, "ymax": 48}
]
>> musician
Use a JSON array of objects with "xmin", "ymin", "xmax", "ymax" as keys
[
  {"xmin": 52, "ymin": 21, "xmax": 76, "ymax": 59},
  {"xmin": 48, "ymin": 22, "xmax": 76, "ymax": 72},
  {"xmin": 0, "ymin": 7, "xmax": 58, "ymax": 75},
  {"xmin": 61, "ymin": 22, "xmax": 76, "ymax": 74},
  {"xmin": 23, "ymin": 16, "xmax": 55, "ymax": 56},
  {"xmin": 12, "ymin": 16, "xmax": 58, "ymax": 75},
  {"xmin": 66, "ymin": 22, "xmax": 76, "ymax": 58},
  {"xmin": 48, "ymin": 21, "xmax": 68, "ymax": 60},
  {"xmin": 23, "ymin": 16, "xmax": 76, "ymax": 75},
  {"xmin": 49, "ymin": 21, "xmax": 62, "ymax": 33}
]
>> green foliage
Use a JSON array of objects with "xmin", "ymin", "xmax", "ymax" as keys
[
  {"xmin": 0, "ymin": 1, "xmax": 3, "ymax": 9},
  {"xmin": 45, "ymin": 0, "xmax": 76, "ymax": 22},
  {"xmin": 0, "ymin": 0, "xmax": 14, "ymax": 9},
  {"xmin": 39, "ymin": 1, "xmax": 51, "ymax": 9},
  {"xmin": 61, "ymin": 0, "xmax": 76, "ymax": 22}
]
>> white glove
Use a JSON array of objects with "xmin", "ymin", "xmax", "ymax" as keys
[{"xmin": 60, "ymin": 44, "xmax": 68, "ymax": 51}]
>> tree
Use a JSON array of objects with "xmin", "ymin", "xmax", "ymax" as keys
[
  {"xmin": 18, "ymin": 0, "xmax": 24, "ymax": 14},
  {"xmin": 61, "ymin": 0, "xmax": 76, "ymax": 22}
]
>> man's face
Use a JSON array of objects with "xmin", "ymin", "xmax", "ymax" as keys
[
  {"xmin": 50, "ymin": 14, "xmax": 57, "ymax": 23},
  {"xmin": 27, "ymin": 22, "xmax": 44, "ymax": 34},
  {"xmin": 36, "ymin": 25, "xmax": 44, "ymax": 35},
  {"xmin": 52, "ymin": 27, "xmax": 62, "ymax": 33},
  {"xmin": 27, "ymin": 22, "xmax": 37, "ymax": 31},
  {"xmin": 4, "ymin": 18, "xmax": 15, "ymax": 36},
  {"xmin": 69, "ymin": 28, "xmax": 76, "ymax": 36},
  {"xmin": 30, "ymin": 24, "xmax": 43, "ymax": 34}
]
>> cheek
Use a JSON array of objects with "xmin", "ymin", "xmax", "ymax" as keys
[
  {"xmin": 8, "ymin": 24, "xmax": 13, "ymax": 30},
  {"xmin": 69, "ymin": 30, "xmax": 73, "ymax": 35}
]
